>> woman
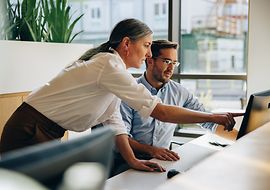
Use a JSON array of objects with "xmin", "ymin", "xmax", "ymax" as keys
[{"xmin": 0, "ymin": 18, "xmax": 241, "ymax": 172}]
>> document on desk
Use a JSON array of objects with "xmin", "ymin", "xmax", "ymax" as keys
[{"xmin": 104, "ymin": 134, "xmax": 234, "ymax": 190}]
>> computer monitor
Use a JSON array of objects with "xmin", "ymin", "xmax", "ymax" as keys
[
  {"xmin": 0, "ymin": 127, "xmax": 115, "ymax": 189},
  {"xmin": 237, "ymin": 89, "xmax": 270, "ymax": 139}
]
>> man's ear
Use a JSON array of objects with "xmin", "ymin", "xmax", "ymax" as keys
[
  {"xmin": 146, "ymin": 57, "xmax": 155, "ymax": 70},
  {"xmin": 146, "ymin": 57, "xmax": 154, "ymax": 66}
]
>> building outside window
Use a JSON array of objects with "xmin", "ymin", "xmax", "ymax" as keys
[
  {"xmin": 154, "ymin": 3, "xmax": 159, "ymax": 16},
  {"xmin": 177, "ymin": 0, "xmax": 248, "ymax": 111},
  {"xmin": 154, "ymin": 2, "xmax": 167, "ymax": 17},
  {"xmin": 91, "ymin": 7, "xmax": 101, "ymax": 19},
  {"xmin": 69, "ymin": 0, "xmax": 168, "ymax": 46},
  {"xmin": 162, "ymin": 3, "xmax": 167, "ymax": 15},
  {"xmin": 69, "ymin": 0, "xmax": 168, "ymax": 73}
]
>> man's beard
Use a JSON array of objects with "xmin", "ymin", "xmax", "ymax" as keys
[{"xmin": 153, "ymin": 71, "xmax": 170, "ymax": 84}]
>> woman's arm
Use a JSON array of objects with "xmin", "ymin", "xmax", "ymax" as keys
[
  {"xmin": 151, "ymin": 103, "xmax": 243, "ymax": 131},
  {"xmin": 115, "ymin": 134, "xmax": 166, "ymax": 172}
]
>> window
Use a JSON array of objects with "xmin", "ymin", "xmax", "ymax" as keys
[
  {"xmin": 162, "ymin": 3, "xmax": 167, "ymax": 15},
  {"xmin": 154, "ymin": 3, "xmax": 159, "ymax": 16},
  {"xmin": 69, "ymin": 0, "xmax": 168, "ymax": 47},
  {"xmin": 171, "ymin": 0, "xmax": 249, "ymax": 111},
  {"xmin": 153, "ymin": 2, "xmax": 167, "ymax": 18},
  {"xmin": 91, "ymin": 8, "xmax": 101, "ymax": 19}
]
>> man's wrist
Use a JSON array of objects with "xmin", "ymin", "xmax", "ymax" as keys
[
  {"xmin": 135, "ymin": 143, "xmax": 155, "ymax": 156},
  {"xmin": 129, "ymin": 137, "xmax": 153, "ymax": 156},
  {"xmin": 144, "ymin": 145, "xmax": 155, "ymax": 156},
  {"xmin": 125, "ymin": 157, "xmax": 139, "ymax": 166}
]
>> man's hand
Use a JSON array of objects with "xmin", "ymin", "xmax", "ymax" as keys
[
  {"xmin": 211, "ymin": 112, "xmax": 244, "ymax": 131},
  {"xmin": 149, "ymin": 146, "xmax": 180, "ymax": 161},
  {"xmin": 127, "ymin": 158, "xmax": 166, "ymax": 172},
  {"xmin": 128, "ymin": 137, "xmax": 180, "ymax": 161}
]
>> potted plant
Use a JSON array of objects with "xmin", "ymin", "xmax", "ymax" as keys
[
  {"xmin": 2, "ymin": 0, "xmax": 83, "ymax": 43},
  {"xmin": 41, "ymin": 0, "xmax": 83, "ymax": 43}
]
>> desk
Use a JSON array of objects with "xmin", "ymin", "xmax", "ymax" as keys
[
  {"xmin": 104, "ymin": 133, "xmax": 234, "ymax": 190},
  {"xmin": 156, "ymin": 122, "xmax": 270, "ymax": 190}
]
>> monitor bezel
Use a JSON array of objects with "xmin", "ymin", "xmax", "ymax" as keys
[
  {"xmin": 0, "ymin": 127, "xmax": 115, "ymax": 189},
  {"xmin": 236, "ymin": 89, "xmax": 270, "ymax": 139}
]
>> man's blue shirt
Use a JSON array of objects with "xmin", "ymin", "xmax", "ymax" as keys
[{"xmin": 120, "ymin": 74, "xmax": 216, "ymax": 148}]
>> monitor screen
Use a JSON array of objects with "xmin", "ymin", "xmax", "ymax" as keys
[
  {"xmin": 237, "ymin": 89, "xmax": 270, "ymax": 139},
  {"xmin": 0, "ymin": 127, "xmax": 115, "ymax": 189}
]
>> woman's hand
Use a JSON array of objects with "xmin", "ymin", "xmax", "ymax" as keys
[
  {"xmin": 115, "ymin": 134, "xmax": 166, "ymax": 172},
  {"xmin": 127, "ymin": 158, "xmax": 166, "ymax": 172}
]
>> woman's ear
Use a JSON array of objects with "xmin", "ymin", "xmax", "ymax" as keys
[{"xmin": 122, "ymin": 37, "xmax": 131, "ymax": 56}]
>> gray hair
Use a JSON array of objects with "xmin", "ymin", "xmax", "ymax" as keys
[{"xmin": 79, "ymin": 18, "xmax": 153, "ymax": 61}]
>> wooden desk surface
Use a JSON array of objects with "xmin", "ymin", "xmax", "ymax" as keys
[{"xmin": 156, "ymin": 122, "xmax": 270, "ymax": 190}]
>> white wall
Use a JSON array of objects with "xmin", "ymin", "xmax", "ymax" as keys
[
  {"xmin": 247, "ymin": 0, "xmax": 270, "ymax": 96},
  {"xmin": 0, "ymin": 40, "xmax": 91, "ymax": 94}
]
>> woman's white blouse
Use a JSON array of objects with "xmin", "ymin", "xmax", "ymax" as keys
[{"xmin": 26, "ymin": 50, "xmax": 160, "ymax": 135}]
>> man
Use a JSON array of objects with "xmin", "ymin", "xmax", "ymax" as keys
[{"xmin": 120, "ymin": 39, "xmax": 238, "ymax": 162}]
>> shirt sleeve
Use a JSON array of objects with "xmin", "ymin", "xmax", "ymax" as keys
[
  {"xmin": 98, "ymin": 55, "xmax": 161, "ymax": 118},
  {"xmin": 102, "ymin": 105, "xmax": 128, "ymax": 136},
  {"xmin": 120, "ymin": 101, "xmax": 134, "ymax": 137}
]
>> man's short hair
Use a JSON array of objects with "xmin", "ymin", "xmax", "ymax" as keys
[
  {"xmin": 145, "ymin": 40, "xmax": 178, "ymax": 67},
  {"xmin": 151, "ymin": 40, "xmax": 178, "ymax": 58}
]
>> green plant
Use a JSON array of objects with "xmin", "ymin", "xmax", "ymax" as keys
[
  {"xmin": 7, "ymin": 0, "xmax": 21, "ymax": 40},
  {"xmin": 3, "ymin": 0, "xmax": 83, "ymax": 43},
  {"xmin": 22, "ymin": 0, "xmax": 46, "ymax": 41},
  {"xmin": 41, "ymin": 0, "xmax": 83, "ymax": 43},
  {"xmin": 0, "ymin": 0, "xmax": 18, "ymax": 40},
  {"xmin": 20, "ymin": 0, "xmax": 46, "ymax": 41},
  {"xmin": 0, "ymin": 1, "xmax": 7, "ymax": 39},
  {"xmin": 2, "ymin": 0, "xmax": 45, "ymax": 41}
]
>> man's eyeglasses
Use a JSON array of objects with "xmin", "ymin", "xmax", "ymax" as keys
[{"xmin": 154, "ymin": 57, "xmax": 180, "ymax": 67}]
